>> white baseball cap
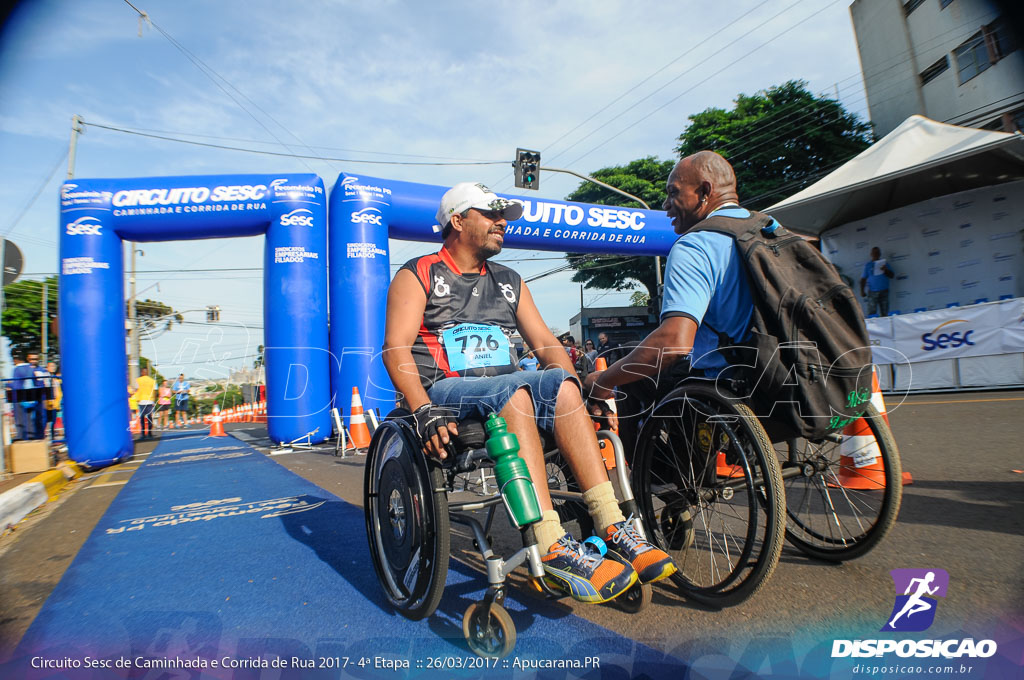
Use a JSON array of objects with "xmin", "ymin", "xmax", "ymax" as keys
[{"xmin": 435, "ymin": 182, "xmax": 524, "ymax": 232}]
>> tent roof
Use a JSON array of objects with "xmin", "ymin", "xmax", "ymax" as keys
[{"xmin": 767, "ymin": 115, "xmax": 1024, "ymax": 234}]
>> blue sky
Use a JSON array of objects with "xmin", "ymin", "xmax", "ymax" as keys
[{"xmin": 0, "ymin": 0, "xmax": 868, "ymax": 380}]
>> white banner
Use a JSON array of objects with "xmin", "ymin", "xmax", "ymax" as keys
[
  {"xmin": 867, "ymin": 298, "xmax": 1024, "ymax": 363},
  {"xmin": 820, "ymin": 180, "xmax": 1023, "ymax": 314}
]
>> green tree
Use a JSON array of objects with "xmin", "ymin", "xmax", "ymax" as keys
[
  {"xmin": 2, "ymin": 276, "xmax": 58, "ymax": 359},
  {"xmin": 563, "ymin": 157, "xmax": 674, "ymax": 303},
  {"xmin": 675, "ymin": 80, "xmax": 873, "ymax": 208},
  {"xmin": 131, "ymin": 298, "xmax": 183, "ymax": 339}
]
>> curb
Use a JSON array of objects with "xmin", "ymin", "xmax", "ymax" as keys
[{"xmin": 0, "ymin": 461, "xmax": 82, "ymax": 533}]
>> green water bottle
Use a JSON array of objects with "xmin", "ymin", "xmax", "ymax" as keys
[{"xmin": 484, "ymin": 413, "xmax": 542, "ymax": 527}]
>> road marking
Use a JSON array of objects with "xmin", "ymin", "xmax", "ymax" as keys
[
  {"xmin": 87, "ymin": 481, "xmax": 129, "ymax": 488},
  {"xmin": 900, "ymin": 396, "xmax": 1024, "ymax": 406}
]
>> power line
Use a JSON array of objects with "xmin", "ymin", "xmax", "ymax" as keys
[{"xmin": 84, "ymin": 120, "xmax": 508, "ymax": 166}]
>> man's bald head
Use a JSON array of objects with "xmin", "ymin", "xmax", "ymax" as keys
[{"xmin": 663, "ymin": 150, "xmax": 740, "ymax": 234}]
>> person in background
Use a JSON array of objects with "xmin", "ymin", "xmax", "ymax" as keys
[
  {"xmin": 134, "ymin": 367, "xmax": 156, "ymax": 440},
  {"xmin": 582, "ymin": 339, "xmax": 598, "ymax": 374},
  {"xmin": 517, "ymin": 347, "xmax": 539, "ymax": 371},
  {"xmin": 11, "ymin": 353, "xmax": 34, "ymax": 440},
  {"xmin": 173, "ymin": 373, "xmax": 191, "ymax": 427},
  {"xmin": 28, "ymin": 353, "xmax": 49, "ymax": 439},
  {"xmin": 157, "ymin": 379, "xmax": 173, "ymax": 429},
  {"xmin": 860, "ymin": 246, "xmax": 895, "ymax": 317},
  {"xmin": 560, "ymin": 334, "xmax": 579, "ymax": 365},
  {"xmin": 596, "ymin": 332, "xmax": 622, "ymax": 364},
  {"xmin": 44, "ymin": 361, "xmax": 61, "ymax": 441}
]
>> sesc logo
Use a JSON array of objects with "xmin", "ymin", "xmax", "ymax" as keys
[
  {"xmin": 351, "ymin": 207, "xmax": 383, "ymax": 225},
  {"xmin": 921, "ymin": 320, "xmax": 975, "ymax": 351},
  {"xmin": 65, "ymin": 216, "xmax": 103, "ymax": 236},
  {"xmin": 279, "ymin": 208, "xmax": 313, "ymax": 227}
]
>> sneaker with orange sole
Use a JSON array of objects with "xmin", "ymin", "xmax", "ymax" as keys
[
  {"xmin": 541, "ymin": 533, "xmax": 637, "ymax": 603},
  {"xmin": 605, "ymin": 516, "xmax": 678, "ymax": 584}
]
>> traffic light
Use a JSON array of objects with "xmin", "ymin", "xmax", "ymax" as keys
[
  {"xmin": 206, "ymin": 305, "xmax": 220, "ymax": 322},
  {"xmin": 515, "ymin": 148, "xmax": 541, "ymax": 190}
]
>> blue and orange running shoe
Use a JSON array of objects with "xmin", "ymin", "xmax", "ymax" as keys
[
  {"xmin": 605, "ymin": 516, "xmax": 678, "ymax": 584},
  {"xmin": 541, "ymin": 533, "xmax": 637, "ymax": 603}
]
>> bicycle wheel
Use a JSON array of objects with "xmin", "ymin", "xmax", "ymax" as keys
[
  {"xmin": 364, "ymin": 414, "xmax": 450, "ymax": 620},
  {"xmin": 779, "ymin": 403, "xmax": 902, "ymax": 561},
  {"xmin": 633, "ymin": 382, "xmax": 785, "ymax": 608}
]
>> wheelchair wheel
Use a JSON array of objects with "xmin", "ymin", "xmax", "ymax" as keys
[
  {"xmin": 463, "ymin": 602, "xmax": 516, "ymax": 659},
  {"xmin": 633, "ymin": 382, "xmax": 785, "ymax": 608},
  {"xmin": 779, "ymin": 403, "xmax": 902, "ymax": 562},
  {"xmin": 364, "ymin": 414, "xmax": 450, "ymax": 621}
]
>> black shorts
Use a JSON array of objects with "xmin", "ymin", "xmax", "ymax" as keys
[{"xmin": 175, "ymin": 400, "xmax": 189, "ymax": 412}]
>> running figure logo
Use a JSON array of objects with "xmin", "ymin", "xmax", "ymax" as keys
[{"xmin": 882, "ymin": 568, "xmax": 949, "ymax": 632}]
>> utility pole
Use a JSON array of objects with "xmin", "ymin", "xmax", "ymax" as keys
[
  {"xmin": 41, "ymin": 280, "xmax": 48, "ymax": 365},
  {"xmin": 129, "ymin": 246, "xmax": 139, "ymax": 384},
  {"xmin": 67, "ymin": 114, "xmax": 83, "ymax": 180}
]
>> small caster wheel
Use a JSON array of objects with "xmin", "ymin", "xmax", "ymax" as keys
[
  {"xmin": 615, "ymin": 582, "xmax": 651, "ymax": 614},
  {"xmin": 463, "ymin": 602, "xmax": 516, "ymax": 658}
]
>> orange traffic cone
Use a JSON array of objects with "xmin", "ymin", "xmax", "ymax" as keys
[
  {"xmin": 130, "ymin": 413, "xmax": 141, "ymax": 434},
  {"xmin": 834, "ymin": 368, "xmax": 913, "ymax": 489},
  {"xmin": 209, "ymin": 404, "xmax": 227, "ymax": 437},
  {"xmin": 348, "ymin": 387, "xmax": 372, "ymax": 449},
  {"xmin": 591, "ymin": 356, "xmax": 619, "ymax": 435}
]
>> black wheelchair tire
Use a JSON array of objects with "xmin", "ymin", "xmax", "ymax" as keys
[
  {"xmin": 632, "ymin": 381, "xmax": 785, "ymax": 608},
  {"xmin": 780, "ymin": 402, "xmax": 902, "ymax": 562},
  {"xmin": 364, "ymin": 412, "xmax": 450, "ymax": 621}
]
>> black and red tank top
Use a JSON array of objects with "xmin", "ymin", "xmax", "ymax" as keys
[{"xmin": 400, "ymin": 247, "xmax": 522, "ymax": 390}]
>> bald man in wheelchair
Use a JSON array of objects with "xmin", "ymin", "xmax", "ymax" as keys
[{"xmin": 382, "ymin": 182, "xmax": 677, "ymax": 605}]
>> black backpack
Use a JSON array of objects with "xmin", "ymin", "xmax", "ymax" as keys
[{"xmin": 690, "ymin": 210, "xmax": 875, "ymax": 442}]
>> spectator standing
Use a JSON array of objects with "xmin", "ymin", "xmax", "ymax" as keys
[
  {"xmin": 173, "ymin": 373, "xmax": 191, "ymax": 427},
  {"xmin": 560, "ymin": 334, "xmax": 579, "ymax": 365},
  {"xmin": 44, "ymin": 361, "xmax": 61, "ymax": 441},
  {"xmin": 582, "ymin": 339, "xmax": 598, "ymax": 374},
  {"xmin": 517, "ymin": 348, "xmax": 539, "ymax": 371},
  {"xmin": 157, "ymin": 379, "xmax": 173, "ymax": 429},
  {"xmin": 10, "ymin": 353, "xmax": 37, "ymax": 440},
  {"xmin": 599, "ymin": 332, "xmax": 626, "ymax": 364},
  {"xmin": 134, "ymin": 367, "xmax": 156, "ymax": 440},
  {"xmin": 860, "ymin": 247, "xmax": 895, "ymax": 316},
  {"xmin": 28, "ymin": 353, "xmax": 48, "ymax": 439}
]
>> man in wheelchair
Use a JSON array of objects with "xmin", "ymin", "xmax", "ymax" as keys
[
  {"xmin": 584, "ymin": 151, "xmax": 763, "ymax": 450},
  {"xmin": 382, "ymin": 182, "xmax": 678, "ymax": 605}
]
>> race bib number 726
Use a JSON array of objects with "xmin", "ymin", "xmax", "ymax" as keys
[{"xmin": 441, "ymin": 323, "xmax": 512, "ymax": 372}]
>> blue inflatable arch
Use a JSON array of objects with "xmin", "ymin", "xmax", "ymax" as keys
[
  {"xmin": 59, "ymin": 174, "xmax": 331, "ymax": 467},
  {"xmin": 326, "ymin": 173, "xmax": 677, "ymax": 418}
]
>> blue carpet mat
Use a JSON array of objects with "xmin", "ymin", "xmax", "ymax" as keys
[{"xmin": 7, "ymin": 433, "xmax": 683, "ymax": 679}]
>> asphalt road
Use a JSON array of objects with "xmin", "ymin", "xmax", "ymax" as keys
[{"xmin": 1, "ymin": 391, "xmax": 1021, "ymax": 672}]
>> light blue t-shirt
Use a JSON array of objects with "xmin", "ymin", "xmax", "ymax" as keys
[
  {"xmin": 661, "ymin": 207, "xmax": 759, "ymax": 371},
  {"xmin": 518, "ymin": 356, "xmax": 539, "ymax": 371},
  {"xmin": 862, "ymin": 260, "xmax": 890, "ymax": 291}
]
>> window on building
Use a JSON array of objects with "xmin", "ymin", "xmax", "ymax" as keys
[
  {"xmin": 919, "ymin": 56, "xmax": 950, "ymax": 85},
  {"xmin": 1012, "ymin": 109, "xmax": 1024, "ymax": 133},
  {"xmin": 904, "ymin": 0, "xmax": 926, "ymax": 16},
  {"xmin": 939, "ymin": 0, "xmax": 954, "ymax": 8},
  {"xmin": 954, "ymin": 31, "xmax": 991, "ymax": 83},
  {"xmin": 985, "ymin": 17, "xmax": 1017, "ymax": 60}
]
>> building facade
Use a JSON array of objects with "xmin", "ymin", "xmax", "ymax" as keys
[{"xmin": 850, "ymin": 0, "xmax": 1023, "ymax": 136}]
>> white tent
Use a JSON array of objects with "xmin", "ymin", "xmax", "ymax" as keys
[{"xmin": 767, "ymin": 115, "xmax": 1024, "ymax": 234}]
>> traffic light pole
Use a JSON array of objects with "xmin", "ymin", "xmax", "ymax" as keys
[{"xmin": 535, "ymin": 165, "xmax": 663, "ymax": 309}]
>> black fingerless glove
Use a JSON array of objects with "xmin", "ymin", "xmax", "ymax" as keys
[{"xmin": 412, "ymin": 403, "xmax": 458, "ymax": 443}]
